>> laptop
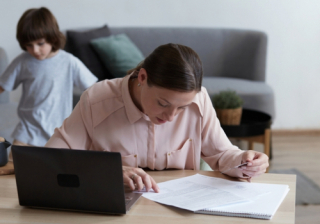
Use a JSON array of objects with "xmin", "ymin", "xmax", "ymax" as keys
[{"xmin": 11, "ymin": 145, "xmax": 142, "ymax": 214}]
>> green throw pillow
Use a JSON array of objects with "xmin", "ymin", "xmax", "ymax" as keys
[{"xmin": 90, "ymin": 34, "xmax": 145, "ymax": 78}]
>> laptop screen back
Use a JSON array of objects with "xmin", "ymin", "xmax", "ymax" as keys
[{"xmin": 12, "ymin": 146, "xmax": 127, "ymax": 214}]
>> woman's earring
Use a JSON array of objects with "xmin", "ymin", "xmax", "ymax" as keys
[{"xmin": 138, "ymin": 83, "xmax": 141, "ymax": 87}]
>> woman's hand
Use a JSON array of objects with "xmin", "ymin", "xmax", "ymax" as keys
[
  {"xmin": 240, "ymin": 151, "xmax": 269, "ymax": 179},
  {"xmin": 123, "ymin": 166, "xmax": 160, "ymax": 193}
]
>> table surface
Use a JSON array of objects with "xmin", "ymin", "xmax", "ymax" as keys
[
  {"xmin": 0, "ymin": 161, "xmax": 14, "ymax": 175},
  {"xmin": 0, "ymin": 170, "xmax": 295, "ymax": 224}
]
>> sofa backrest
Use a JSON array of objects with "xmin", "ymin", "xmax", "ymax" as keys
[
  {"xmin": 110, "ymin": 27, "xmax": 267, "ymax": 81},
  {"xmin": 0, "ymin": 47, "xmax": 9, "ymax": 104}
]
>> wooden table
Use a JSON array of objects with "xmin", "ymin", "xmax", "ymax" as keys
[
  {"xmin": 0, "ymin": 170, "xmax": 295, "ymax": 224},
  {"xmin": 0, "ymin": 161, "xmax": 14, "ymax": 175}
]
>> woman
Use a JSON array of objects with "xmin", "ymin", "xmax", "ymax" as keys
[{"xmin": 46, "ymin": 43, "xmax": 269, "ymax": 193}]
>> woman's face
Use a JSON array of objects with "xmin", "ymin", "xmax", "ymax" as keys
[{"xmin": 137, "ymin": 69, "xmax": 197, "ymax": 125}]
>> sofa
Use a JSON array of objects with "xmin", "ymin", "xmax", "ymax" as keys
[
  {"xmin": 65, "ymin": 26, "xmax": 275, "ymax": 120},
  {"xmin": 0, "ymin": 26, "xmax": 275, "ymax": 160},
  {"xmin": 0, "ymin": 47, "xmax": 19, "ymax": 145}
]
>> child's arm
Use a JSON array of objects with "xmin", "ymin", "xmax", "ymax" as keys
[
  {"xmin": 0, "ymin": 54, "xmax": 23, "ymax": 92},
  {"xmin": 72, "ymin": 57, "xmax": 98, "ymax": 90}
]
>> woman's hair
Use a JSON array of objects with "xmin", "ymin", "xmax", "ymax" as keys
[
  {"xmin": 16, "ymin": 7, "xmax": 65, "ymax": 52},
  {"xmin": 128, "ymin": 43, "xmax": 203, "ymax": 92}
]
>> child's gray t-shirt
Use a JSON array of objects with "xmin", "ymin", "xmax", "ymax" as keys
[{"xmin": 0, "ymin": 50, "xmax": 98, "ymax": 146}]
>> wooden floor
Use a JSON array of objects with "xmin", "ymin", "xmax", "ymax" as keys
[{"xmin": 252, "ymin": 132, "xmax": 320, "ymax": 224}]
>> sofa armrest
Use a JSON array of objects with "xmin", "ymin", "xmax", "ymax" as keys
[
  {"xmin": 0, "ymin": 102, "xmax": 18, "ymax": 144},
  {"xmin": 73, "ymin": 87, "xmax": 84, "ymax": 108},
  {"xmin": 0, "ymin": 91, "xmax": 9, "ymax": 104}
]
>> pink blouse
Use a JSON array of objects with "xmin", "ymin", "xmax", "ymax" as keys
[{"xmin": 45, "ymin": 74, "xmax": 245, "ymax": 177}]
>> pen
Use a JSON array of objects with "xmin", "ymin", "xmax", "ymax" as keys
[
  {"xmin": 220, "ymin": 162, "xmax": 249, "ymax": 175},
  {"xmin": 233, "ymin": 162, "xmax": 248, "ymax": 169},
  {"xmin": 234, "ymin": 162, "xmax": 252, "ymax": 183},
  {"xmin": 236, "ymin": 162, "xmax": 252, "ymax": 183}
]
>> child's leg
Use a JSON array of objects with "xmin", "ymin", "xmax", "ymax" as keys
[{"xmin": 8, "ymin": 139, "xmax": 31, "ymax": 162}]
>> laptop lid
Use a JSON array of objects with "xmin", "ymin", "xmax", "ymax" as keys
[{"xmin": 12, "ymin": 145, "xmax": 142, "ymax": 214}]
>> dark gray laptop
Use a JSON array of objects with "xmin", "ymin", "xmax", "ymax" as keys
[{"xmin": 11, "ymin": 145, "xmax": 142, "ymax": 214}]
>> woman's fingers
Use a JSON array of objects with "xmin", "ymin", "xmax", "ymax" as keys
[
  {"xmin": 242, "ymin": 150, "xmax": 269, "ymax": 165},
  {"xmin": 135, "ymin": 170, "xmax": 160, "ymax": 192},
  {"xmin": 132, "ymin": 173, "xmax": 144, "ymax": 191},
  {"xmin": 138, "ymin": 172, "xmax": 152, "ymax": 192},
  {"xmin": 150, "ymin": 176, "xmax": 160, "ymax": 193},
  {"xmin": 144, "ymin": 175, "xmax": 159, "ymax": 193},
  {"xmin": 241, "ymin": 162, "xmax": 268, "ymax": 177},
  {"xmin": 241, "ymin": 151, "xmax": 269, "ymax": 178},
  {"xmin": 242, "ymin": 168, "xmax": 266, "ymax": 177},
  {"xmin": 240, "ymin": 162, "xmax": 268, "ymax": 172},
  {"xmin": 123, "ymin": 166, "xmax": 139, "ymax": 190},
  {"xmin": 122, "ymin": 166, "xmax": 159, "ymax": 192},
  {"xmin": 136, "ymin": 172, "xmax": 160, "ymax": 193},
  {"xmin": 123, "ymin": 174, "xmax": 136, "ymax": 191}
]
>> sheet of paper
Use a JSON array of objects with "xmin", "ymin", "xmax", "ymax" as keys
[
  {"xmin": 200, "ymin": 185, "xmax": 289, "ymax": 219},
  {"xmin": 140, "ymin": 174, "xmax": 270, "ymax": 211},
  {"xmin": 197, "ymin": 174, "xmax": 271, "ymax": 199}
]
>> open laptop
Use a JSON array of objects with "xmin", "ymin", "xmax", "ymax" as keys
[{"xmin": 11, "ymin": 145, "xmax": 142, "ymax": 214}]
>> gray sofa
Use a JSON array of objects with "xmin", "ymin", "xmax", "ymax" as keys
[
  {"xmin": 0, "ymin": 47, "xmax": 19, "ymax": 145},
  {"xmin": 68, "ymin": 27, "xmax": 275, "ymax": 119},
  {"xmin": 0, "ymin": 27, "xmax": 275, "ymax": 147},
  {"xmin": 109, "ymin": 27, "xmax": 274, "ymax": 118}
]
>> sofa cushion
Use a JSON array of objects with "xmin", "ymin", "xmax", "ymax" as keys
[
  {"xmin": 66, "ymin": 25, "xmax": 113, "ymax": 81},
  {"xmin": 90, "ymin": 34, "xmax": 144, "ymax": 78},
  {"xmin": 0, "ymin": 102, "xmax": 18, "ymax": 144},
  {"xmin": 202, "ymin": 77, "xmax": 275, "ymax": 119},
  {"xmin": 0, "ymin": 91, "xmax": 9, "ymax": 104}
]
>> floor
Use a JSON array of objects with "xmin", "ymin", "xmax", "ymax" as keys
[{"xmin": 251, "ymin": 132, "xmax": 320, "ymax": 224}]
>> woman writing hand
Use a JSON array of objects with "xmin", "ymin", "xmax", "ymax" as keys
[{"xmin": 240, "ymin": 151, "xmax": 269, "ymax": 180}]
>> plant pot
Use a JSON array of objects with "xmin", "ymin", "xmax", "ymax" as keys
[{"xmin": 215, "ymin": 107, "xmax": 242, "ymax": 125}]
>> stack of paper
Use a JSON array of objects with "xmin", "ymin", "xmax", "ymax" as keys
[{"xmin": 140, "ymin": 174, "xmax": 289, "ymax": 220}]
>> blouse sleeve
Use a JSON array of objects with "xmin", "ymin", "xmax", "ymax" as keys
[
  {"xmin": 200, "ymin": 88, "xmax": 245, "ymax": 177},
  {"xmin": 45, "ymin": 90, "xmax": 93, "ymax": 150}
]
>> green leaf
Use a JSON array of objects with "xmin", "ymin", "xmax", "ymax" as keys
[{"xmin": 211, "ymin": 90, "xmax": 244, "ymax": 109}]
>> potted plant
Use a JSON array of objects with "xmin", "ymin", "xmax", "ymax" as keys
[{"xmin": 211, "ymin": 90, "xmax": 244, "ymax": 125}]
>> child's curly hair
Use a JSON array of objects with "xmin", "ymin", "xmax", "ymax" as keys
[{"xmin": 16, "ymin": 7, "xmax": 65, "ymax": 52}]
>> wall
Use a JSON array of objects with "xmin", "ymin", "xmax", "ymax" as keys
[{"xmin": 1, "ymin": 0, "xmax": 320, "ymax": 129}]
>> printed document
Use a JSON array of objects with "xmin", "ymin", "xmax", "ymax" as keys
[{"xmin": 140, "ymin": 174, "xmax": 271, "ymax": 211}]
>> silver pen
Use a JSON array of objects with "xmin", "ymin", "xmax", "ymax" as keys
[
  {"xmin": 233, "ymin": 162, "xmax": 248, "ymax": 169},
  {"xmin": 220, "ymin": 162, "xmax": 249, "ymax": 174}
]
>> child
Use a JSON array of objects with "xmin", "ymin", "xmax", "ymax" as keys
[{"xmin": 0, "ymin": 7, "xmax": 98, "ymax": 150}]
